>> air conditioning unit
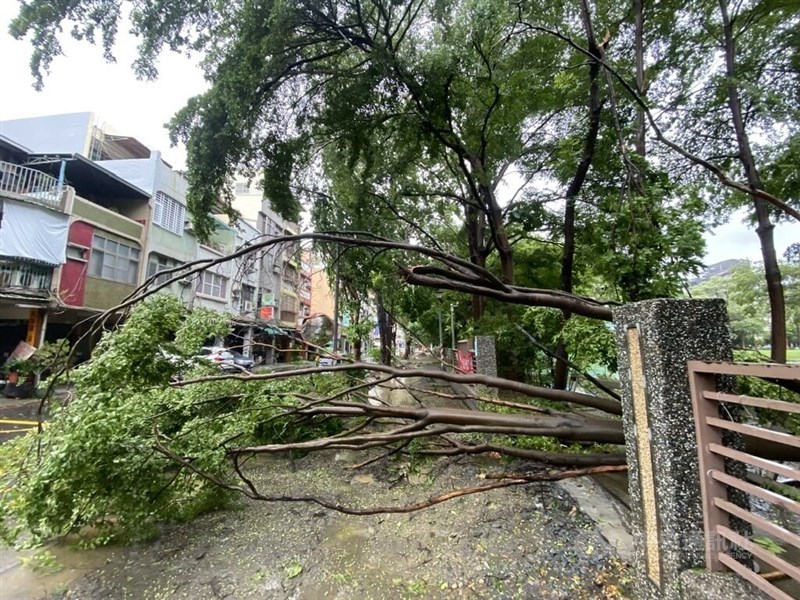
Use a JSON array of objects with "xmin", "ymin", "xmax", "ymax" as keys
[
  {"xmin": 273, "ymin": 264, "xmax": 282, "ymax": 275},
  {"xmin": 243, "ymin": 301, "xmax": 253, "ymax": 312}
]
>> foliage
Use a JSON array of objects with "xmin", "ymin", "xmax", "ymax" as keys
[
  {"xmin": 692, "ymin": 261, "xmax": 800, "ymax": 348},
  {"xmin": 1, "ymin": 339, "xmax": 70, "ymax": 379},
  {"xmin": 2, "ymin": 357, "xmax": 37, "ymax": 379},
  {"xmin": 0, "ymin": 296, "xmax": 348, "ymax": 548},
  {"xmin": 32, "ymin": 339, "xmax": 71, "ymax": 376},
  {"xmin": 731, "ymin": 351, "xmax": 800, "ymax": 437},
  {"xmin": 9, "ymin": 0, "xmax": 799, "ymax": 553}
]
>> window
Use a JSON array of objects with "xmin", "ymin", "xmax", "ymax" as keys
[
  {"xmin": 280, "ymin": 294, "xmax": 297, "ymax": 314},
  {"xmin": 147, "ymin": 253, "xmax": 183, "ymax": 285},
  {"xmin": 153, "ymin": 191, "xmax": 186, "ymax": 236},
  {"xmin": 284, "ymin": 264, "xmax": 298, "ymax": 286},
  {"xmin": 235, "ymin": 182, "xmax": 250, "ymax": 194},
  {"xmin": 66, "ymin": 245, "xmax": 88, "ymax": 261},
  {"xmin": 198, "ymin": 271, "xmax": 228, "ymax": 299},
  {"xmin": 241, "ymin": 285, "xmax": 255, "ymax": 305},
  {"xmin": 89, "ymin": 234, "xmax": 140, "ymax": 284}
]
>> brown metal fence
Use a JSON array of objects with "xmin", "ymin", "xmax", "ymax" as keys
[{"xmin": 689, "ymin": 361, "xmax": 800, "ymax": 600}]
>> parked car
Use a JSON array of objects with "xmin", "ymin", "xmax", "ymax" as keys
[
  {"xmin": 228, "ymin": 350, "xmax": 254, "ymax": 371},
  {"xmin": 197, "ymin": 346, "xmax": 237, "ymax": 371}
]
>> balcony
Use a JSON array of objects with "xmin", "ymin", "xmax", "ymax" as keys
[
  {"xmin": 0, "ymin": 161, "xmax": 70, "ymax": 212},
  {"xmin": 0, "ymin": 260, "xmax": 53, "ymax": 298},
  {"xmin": 72, "ymin": 195, "xmax": 144, "ymax": 239}
]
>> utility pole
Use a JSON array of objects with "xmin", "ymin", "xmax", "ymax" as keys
[
  {"xmin": 435, "ymin": 291, "xmax": 444, "ymax": 369},
  {"xmin": 450, "ymin": 304, "xmax": 456, "ymax": 351}
]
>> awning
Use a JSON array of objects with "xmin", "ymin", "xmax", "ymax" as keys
[
  {"xmin": 284, "ymin": 328, "xmax": 305, "ymax": 342},
  {"xmin": 258, "ymin": 317, "xmax": 287, "ymax": 337},
  {"xmin": 261, "ymin": 326, "xmax": 284, "ymax": 336},
  {"xmin": 25, "ymin": 154, "xmax": 150, "ymax": 200}
]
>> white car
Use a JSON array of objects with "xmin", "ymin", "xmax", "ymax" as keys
[{"xmin": 197, "ymin": 346, "xmax": 237, "ymax": 371}]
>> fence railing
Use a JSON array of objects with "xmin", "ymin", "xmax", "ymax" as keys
[
  {"xmin": 0, "ymin": 260, "xmax": 54, "ymax": 294},
  {"xmin": 0, "ymin": 161, "xmax": 68, "ymax": 211},
  {"xmin": 689, "ymin": 361, "xmax": 800, "ymax": 600}
]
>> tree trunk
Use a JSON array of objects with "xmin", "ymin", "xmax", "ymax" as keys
[
  {"xmin": 633, "ymin": 0, "xmax": 646, "ymax": 160},
  {"xmin": 479, "ymin": 182, "xmax": 514, "ymax": 285},
  {"xmin": 719, "ymin": 0, "xmax": 787, "ymax": 363},
  {"xmin": 554, "ymin": 0, "xmax": 604, "ymax": 390},
  {"xmin": 353, "ymin": 309, "xmax": 363, "ymax": 362},
  {"xmin": 376, "ymin": 295, "xmax": 393, "ymax": 365},
  {"xmin": 465, "ymin": 204, "xmax": 486, "ymax": 321}
]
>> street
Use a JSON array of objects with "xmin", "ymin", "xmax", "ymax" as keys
[{"xmin": 0, "ymin": 397, "xmax": 41, "ymax": 444}]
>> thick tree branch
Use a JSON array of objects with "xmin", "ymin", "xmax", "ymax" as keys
[
  {"xmin": 173, "ymin": 361, "xmax": 623, "ymax": 415},
  {"xmin": 153, "ymin": 430, "xmax": 628, "ymax": 515}
]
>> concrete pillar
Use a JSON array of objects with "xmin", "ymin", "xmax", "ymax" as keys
[
  {"xmin": 612, "ymin": 299, "xmax": 754, "ymax": 600},
  {"xmin": 474, "ymin": 336, "xmax": 496, "ymax": 378},
  {"xmin": 474, "ymin": 335, "xmax": 497, "ymax": 398},
  {"xmin": 243, "ymin": 326, "xmax": 254, "ymax": 358}
]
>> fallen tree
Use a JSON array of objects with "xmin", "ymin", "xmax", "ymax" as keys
[{"xmin": 1, "ymin": 273, "xmax": 629, "ymax": 548}]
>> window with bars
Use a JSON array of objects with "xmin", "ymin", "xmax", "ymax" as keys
[
  {"xmin": 153, "ymin": 191, "xmax": 186, "ymax": 236},
  {"xmin": 89, "ymin": 234, "xmax": 140, "ymax": 284},
  {"xmin": 147, "ymin": 253, "xmax": 183, "ymax": 285},
  {"xmin": 198, "ymin": 271, "xmax": 228, "ymax": 299},
  {"xmin": 280, "ymin": 294, "xmax": 298, "ymax": 313},
  {"xmin": 241, "ymin": 285, "xmax": 255, "ymax": 305}
]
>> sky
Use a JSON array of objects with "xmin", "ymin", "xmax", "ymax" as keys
[
  {"xmin": 0, "ymin": 5, "xmax": 207, "ymax": 169},
  {"xmin": 0, "ymin": 5, "xmax": 796, "ymax": 266}
]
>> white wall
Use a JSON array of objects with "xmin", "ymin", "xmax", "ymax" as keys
[
  {"xmin": 153, "ymin": 154, "xmax": 189, "ymax": 201},
  {"xmin": 0, "ymin": 112, "xmax": 94, "ymax": 155},
  {"xmin": 99, "ymin": 156, "xmax": 157, "ymax": 195}
]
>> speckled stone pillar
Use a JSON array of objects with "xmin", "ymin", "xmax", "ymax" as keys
[
  {"xmin": 474, "ymin": 336, "xmax": 497, "ymax": 378},
  {"xmin": 613, "ymin": 299, "xmax": 733, "ymax": 600},
  {"xmin": 474, "ymin": 336, "xmax": 497, "ymax": 398}
]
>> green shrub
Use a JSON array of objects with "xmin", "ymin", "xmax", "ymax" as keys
[{"xmin": 0, "ymin": 295, "xmax": 347, "ymax": 548}]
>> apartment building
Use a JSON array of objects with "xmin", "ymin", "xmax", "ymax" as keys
[
  {"xmin": 234, "ymin": 180, "xmax": 309, "ymax": 362},
  {"xmin": 0, "ymin": 112, "xmax": 307, "ymax": 363},
  {"xmin": 0, "ymin": 131, "xmax": 155, "ymax": 362},
  {"xmin": 0, "ymin": 135, "xmax": 70, "ymax": 356}
]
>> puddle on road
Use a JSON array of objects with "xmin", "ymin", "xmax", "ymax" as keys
[{"xmin": 1, "ymin": 540, "xmax": 120, "ymax": 600}]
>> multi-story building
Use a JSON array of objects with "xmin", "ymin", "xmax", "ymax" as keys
[
  {"xmin": 0, "ymin": 129, "xmax": 156, "ymax": 361},
  {"xmin": 0, "ymin": 112, "xmax": 150, "ymax": 162},
  {"xmin": 299, "ymin": 257, "xmax": 312, "ymax": 323},
  {"xmin": 234, "ymin": 180, "xmax": 308, "ymax": 362},
  {"xmin": 307, "ymin": 254, "xmax": 351, "ymax": 354},
  {"xmin": 0, "ymin": 135, "xmax": 70, "ymax": 356},
  {"xmin": 1, "ymin": 112, "xmax": 311, "ymax": 364}
]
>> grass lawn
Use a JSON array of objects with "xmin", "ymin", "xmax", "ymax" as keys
[{"xmin": 735, "ymin": 348, "xmax": 800, "ymax": 363}]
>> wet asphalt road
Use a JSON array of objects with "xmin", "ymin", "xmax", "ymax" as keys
[{"xmin": 0, "ymin": 397, "xmax": 41, "ymax": 443}]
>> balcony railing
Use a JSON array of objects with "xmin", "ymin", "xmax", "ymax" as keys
[
  {"xmin": 0, "ymin": 260, "xmax": 53, "ymax": 295},
  {"xmin": 0, "ymin": 161, "xmax": 69, "ymax": 211}
]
